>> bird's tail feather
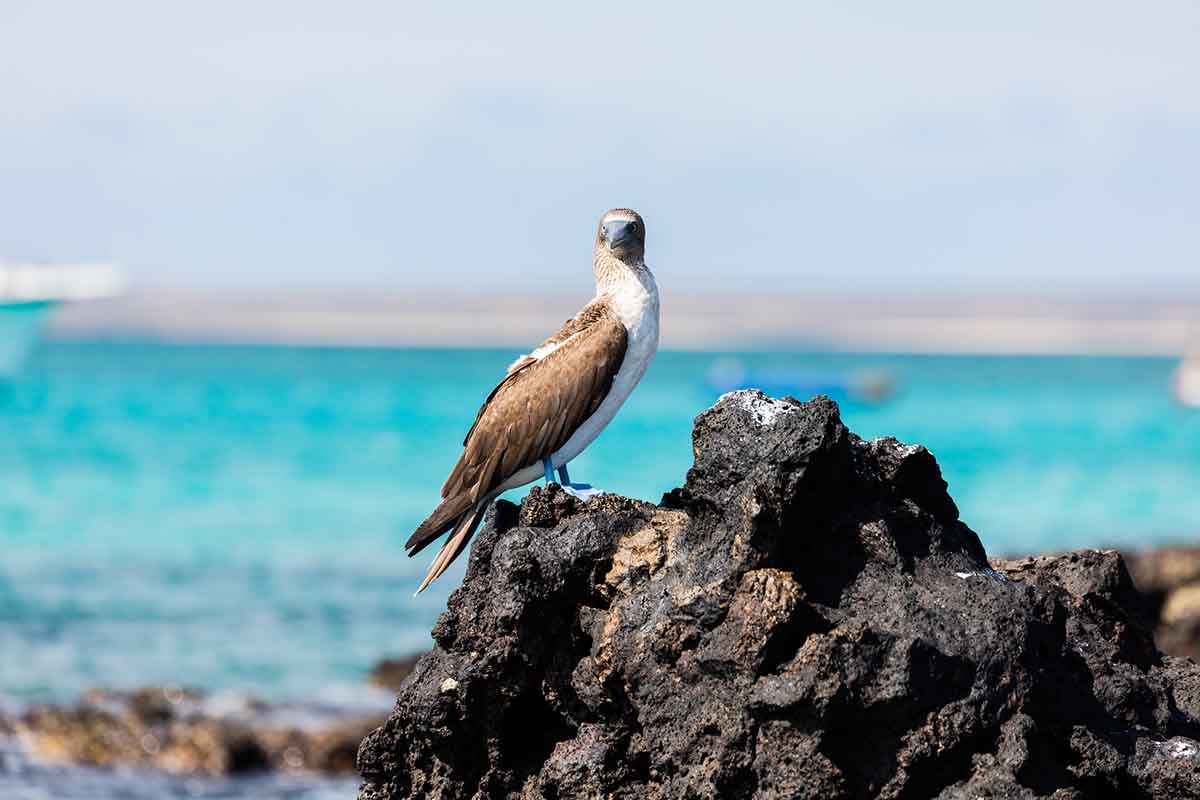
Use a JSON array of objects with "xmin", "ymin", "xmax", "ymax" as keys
[
  {"xmin": 405, "ymin": 493, "xmax": 473, "ymax": 556},
  {"xmin": 414, "ymin": 500, "xmax": 488, "ymax": 595}
]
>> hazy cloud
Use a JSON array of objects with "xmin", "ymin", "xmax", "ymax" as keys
[{"xmin": 2, "ymin": 1, "xmax": 1198, "ymax": 292}]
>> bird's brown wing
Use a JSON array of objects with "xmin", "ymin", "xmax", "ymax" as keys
[
  {"xmin": 458, "ymin": 299, "xmax": 612, "ymax": 448},
  {"xmin": 405, "ymin": 306, "xmax": 627, "ymax": 556}
]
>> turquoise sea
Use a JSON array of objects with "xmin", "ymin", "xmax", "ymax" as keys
[{"xmin": 1, "ymin": 342, "xmax": 1199, "ymax": 796}]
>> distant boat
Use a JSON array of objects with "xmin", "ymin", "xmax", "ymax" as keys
[
  {"xmin": 1174, "ymin": 354, "xmax": 1200, "ymax": 408},
  {"xmin": 0, "ymin": 263, "xmax": 124, "ymax": 376},
  {"xmin": 706, "ymin": 358, "xmax": 897, "ymax": 405}
]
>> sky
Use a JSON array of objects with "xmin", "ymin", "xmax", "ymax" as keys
[{"xmin": 1, "ymin": 2, "xmax": 1198, "ymax": 294}]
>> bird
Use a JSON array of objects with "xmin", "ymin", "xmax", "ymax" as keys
[{"xmin": 407, "ymin": 208, "xmax": 660, "ymax": 594}]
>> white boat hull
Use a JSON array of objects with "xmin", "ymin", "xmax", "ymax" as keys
[
  {"xmin": 0, "ymin": 301, "xmax": 53, "ymax": 377},
  {"xmin": 1176, "ymin": 361, "xmax": 1200, "ymax": 408}
]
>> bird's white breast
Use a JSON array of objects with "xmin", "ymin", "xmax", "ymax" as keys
[{"xmin": 551, "ymin": 266, "xmax": 660, "ymax": 467}]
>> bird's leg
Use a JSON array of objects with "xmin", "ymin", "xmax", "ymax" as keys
[
  {"xmin": 542, "ymin": 458, "xmax": 556, "ymax": 486},
  {"xmin": 556, "ymin": 461, "xmax": 604, "ymax": 502}
]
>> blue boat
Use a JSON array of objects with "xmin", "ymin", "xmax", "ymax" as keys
[{"xmin": 706, "ymin": 357, "xmax": 897, "ymax": 406}]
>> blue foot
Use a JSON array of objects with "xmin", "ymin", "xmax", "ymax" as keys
[
  {"xmin": 563, "ymin": 484, "xmax": 604, "ymax": 501},
  {"xmin": 545, "ymin": 460, "xmax": 603, "ymax": 500}
]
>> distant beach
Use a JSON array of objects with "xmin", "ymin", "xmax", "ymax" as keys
[{"xmin": 47, "ymin": 290, "xmax": 1200, "ymax": 356}]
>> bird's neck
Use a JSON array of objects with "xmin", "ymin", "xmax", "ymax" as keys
[
  {"xmin": 593, "ymin": 250, "xmax": 651, "ymax": 297},
  {"xmin": 593, "ymin": 250, "xmax": 658, "ymax": 332}
]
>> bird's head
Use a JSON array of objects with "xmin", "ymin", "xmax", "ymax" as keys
[{"xmin": 595, "ymin": 208, "xmax": 646, "ymax": 264}]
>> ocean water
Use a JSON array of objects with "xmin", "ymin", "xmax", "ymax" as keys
[{"xmin": 1, "ymin": 342, "xmax": 1199, "ymax": 794}]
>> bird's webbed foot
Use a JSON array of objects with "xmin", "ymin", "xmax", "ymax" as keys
[
  {"xmin": 562, "ymin": 483, "xmax": 604, "ymax": 502},
  {"xmin": 554, "ymin": 463, "xmax": 604, "ymax": 501}
]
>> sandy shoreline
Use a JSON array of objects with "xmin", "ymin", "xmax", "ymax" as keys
[{"xmin": 46, "ymin": 289, "xmax": 1200, "ymax": 356}]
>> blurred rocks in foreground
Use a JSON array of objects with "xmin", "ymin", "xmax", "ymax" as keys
[
  {"xmin": 13, "ymin": 687, "xmax": 379, "ymax": 776},
  {"xmin": 2, "ymin": 663, "xmax": 423, "ymax": 778},
  {"xmin": 1126, "ymin": 546, "xmax": 1200, "ymax": 662},
  {"xmin": 365, "ymin": 654, "xmax": 422, "ymax": 692}
]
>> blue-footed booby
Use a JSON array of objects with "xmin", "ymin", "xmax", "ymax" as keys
[{"xmin": 408, "ymin": 208, "xmax": 660, "ymax": 593}]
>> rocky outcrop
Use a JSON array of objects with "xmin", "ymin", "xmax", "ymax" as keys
[{"xmin": 357, "ymin": 390, "xmax": 1200, "ymax": 800}]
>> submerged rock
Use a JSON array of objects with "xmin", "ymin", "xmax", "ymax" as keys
[{"xmin": 358, "ymin": 391, "xmax": 1200, "ymax": 799}]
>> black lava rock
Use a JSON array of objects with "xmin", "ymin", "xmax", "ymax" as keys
[{"xmin": 358, "ymin": 391, "xmax": 1200, "ymax": 799}]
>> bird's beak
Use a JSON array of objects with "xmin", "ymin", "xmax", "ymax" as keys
[{"xmin": 602, "ymin": 220, "xmax": 638, "ymax": 250}]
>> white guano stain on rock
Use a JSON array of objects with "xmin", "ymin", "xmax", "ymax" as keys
[
  {"xmin": 867, "ymin": 438, "xmax": 922, "ymax": 458},
  {"xmin": 439, "ymin": 678, "xmax": 459, "ymax": 693},
  {"xmin": 954, "ymin": 567, "xmax": 1009, "ymax": 584},
  {"xmin": 720, "ymin": 390, "xmax": 797, "ymax": 427},
  {"xmin": 1158, "ymin": 737, "xmax": 1199, "ymax": 759}
]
